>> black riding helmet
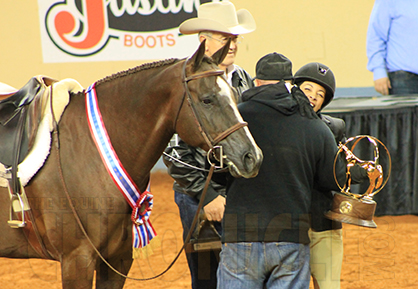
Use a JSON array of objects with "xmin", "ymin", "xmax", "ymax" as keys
[{"xmin": 294, "ymin": 62, "xmax": 336, "ymax": 110}]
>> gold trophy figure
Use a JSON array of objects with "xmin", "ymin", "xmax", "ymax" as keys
[{"xmin": 325, "ymin": 135, "xmax": 391, "ymax": 228}]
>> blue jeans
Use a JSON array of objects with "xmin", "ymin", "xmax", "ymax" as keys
[
  {"xmin": 389, "ymin": 70, "xmax": 418, "ymax": 95},
  {"xmin": 175, "ymin": 191, "xmax": 222, "ymax": 289},
  {"xmin": 217, "ymin": 242, "xmax": 310, "ymax": 289}
]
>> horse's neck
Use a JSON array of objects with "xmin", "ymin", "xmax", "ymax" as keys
[{"xmin": 92, "ymin": 66, "xmax": 180, "ymax": 184}]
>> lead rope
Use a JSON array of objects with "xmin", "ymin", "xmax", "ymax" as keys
[{"xmin": 53, "ymin": 121, "xmax": 216, "ymax": 280}]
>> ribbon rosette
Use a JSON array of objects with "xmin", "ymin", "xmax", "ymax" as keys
[
  {"xmin": 131, "ymin": 191, "xmax": 160, "ymax": 259},
  {"xmin": 132, "ymin": 192, "xmax": 153, "ymax": 225}
]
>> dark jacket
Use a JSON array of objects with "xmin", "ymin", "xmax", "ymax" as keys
[
  {"xmin": 163, "ymin": 65, "xmax": 253, "ymax": 205},
  {"xmin": 222, "ymin": 82, "xmax": 348, "ymax": 245},
  {"xmin": 311, "ymin": 114, "xmax": 347, "ymax": 231},
  {"xmin": 232, "ymin": 66, "xmax": 254, "ymax": 99}
]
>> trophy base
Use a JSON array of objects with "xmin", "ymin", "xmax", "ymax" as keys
[{"xmin": 324, "ymin": 193, "xmax": 377, "ymax": 228}]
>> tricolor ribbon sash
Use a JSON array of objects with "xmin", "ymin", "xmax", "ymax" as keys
[{"xmin": 85, "ymin": 83, "xmax": 159, "ymax": 259}]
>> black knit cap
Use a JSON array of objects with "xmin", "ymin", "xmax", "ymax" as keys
[{"xmin": 255, "ymin": 52, "xmax": 293, "ymax": 81}]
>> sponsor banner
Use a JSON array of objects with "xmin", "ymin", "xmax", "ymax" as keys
[{"xmin": 38, "ymin": 0, "xmax": 215, "ymax": 63}]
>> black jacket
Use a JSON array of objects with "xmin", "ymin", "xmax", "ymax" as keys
[{"xmin": 222, "ymin": 82, "xmax": 348, "ymax": 245}]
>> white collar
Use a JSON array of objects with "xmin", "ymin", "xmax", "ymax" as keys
[
  {"xmin": 225, "ymin": 64, "xmax": 236, "ymax": 86},
  {"xmin": 285, "ymin": 82, "xmax": 295, "ymax": 93}
]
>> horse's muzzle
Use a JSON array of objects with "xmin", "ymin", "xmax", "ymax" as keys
[{"xmin": 228, "ymin": 147, "xmax": 263, "ymax": 179}]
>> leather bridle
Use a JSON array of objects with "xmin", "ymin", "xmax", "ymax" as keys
[{"xmin": 175, "ymin": 58, "xmax": 248, "ymax": 166}]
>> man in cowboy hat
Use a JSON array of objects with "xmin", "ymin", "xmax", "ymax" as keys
[
  {"xmin": 179, "ymin": 1, "xmax": 256, "ymax": 96},
  {"xmin": 163, "ymin": 2, "xmax": 256, "ymax": 289}
]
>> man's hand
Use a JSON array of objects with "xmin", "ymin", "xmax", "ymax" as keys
[
  {"xmin": 374, "ymin": 77, "xmax": 391, "ymax": 95},
  {"xmin": 203, "ymin": 195, "xmax": 226, "ymax": 222}
]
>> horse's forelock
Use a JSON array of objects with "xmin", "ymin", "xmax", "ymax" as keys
[
  {"xmin": 190, "ymin": 54, "xmax": 218, "ymax": 74},
  {"xmin": 203, "ymin": 54, "xmax": 217, "ymax": 67},
  {"xmin": 95, "ymin": 58, "xmax": 180, "ymax": 87}
]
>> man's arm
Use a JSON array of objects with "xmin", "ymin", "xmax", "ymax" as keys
[
  {"xmin": 374, "ymin": 77, "xmax": 391, "ymax": 96},
  {"xmin": 366, "ymin": 0, "xmax": 392, "ymax": 95}
]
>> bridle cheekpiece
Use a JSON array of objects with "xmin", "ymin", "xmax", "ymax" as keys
[{"xmin": 178, "ymin": 57, "xmax": 248, "ymax": 168}]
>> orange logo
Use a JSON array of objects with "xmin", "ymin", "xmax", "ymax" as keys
[{"xmin": 44, "ymin": 0, "xmax": 211, "ymax": 57}]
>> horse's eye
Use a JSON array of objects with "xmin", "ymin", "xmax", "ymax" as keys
[{"xmin": 202, "ymin": 95, "xmax": 215, "ymax": 105}]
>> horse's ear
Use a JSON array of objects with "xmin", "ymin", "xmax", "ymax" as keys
[
  {"xmin": 188, "ymin": 39, "xmax": 207, "ymax": 71},
  {"xmin": 211, "ymin": 38, "xmax": 231, "ymax": 66}
]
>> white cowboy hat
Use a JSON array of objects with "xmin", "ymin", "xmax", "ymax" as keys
[{"xmin": 179, "ymin": 2, "xmax": 256, "ymax": 35}]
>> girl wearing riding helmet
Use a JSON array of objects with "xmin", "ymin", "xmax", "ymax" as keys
[{"xmin": 294, "ymin": 62, "xmax": 345, "ymax": 289}]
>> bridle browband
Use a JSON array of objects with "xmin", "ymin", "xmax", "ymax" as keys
[{"xmin": 177, "ymin": 58, "xmax": 248, "ymax": 158}]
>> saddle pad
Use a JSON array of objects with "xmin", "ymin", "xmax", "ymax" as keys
[{"xmin": 0, "ymin": 78, "xmax": 83, "ymax": 187}]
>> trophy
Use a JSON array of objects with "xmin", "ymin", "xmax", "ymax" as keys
[{"xmin": 324, "ymin": 135, "xmax": 391, "ymax": 228}]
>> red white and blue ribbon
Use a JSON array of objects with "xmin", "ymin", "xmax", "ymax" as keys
[{"xmin": 85, "ymin": 83, "xmax": 159, "ymax": 259}]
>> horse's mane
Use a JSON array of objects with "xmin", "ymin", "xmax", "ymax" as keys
[{"xmin": 95, "ymin": 58, "xmax": 181, "ymax": 87}]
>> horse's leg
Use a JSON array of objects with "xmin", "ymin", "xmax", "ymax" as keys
[
  {"xmin": 61, "ymin": 248, "xmax": 96, "ymax": 289},
  {"xmin": 95, "ymin": 251, "xmax": 133, "ymax": 289}
]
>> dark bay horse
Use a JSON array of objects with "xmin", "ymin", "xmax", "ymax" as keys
[{"xmin": 0, "ymin": 41, "xmax": 263, "ymax": 288}]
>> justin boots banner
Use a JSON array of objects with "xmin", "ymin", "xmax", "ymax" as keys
[{"xmin": 38, "ymin": 0, "xmax": 214, "ymax": 63}]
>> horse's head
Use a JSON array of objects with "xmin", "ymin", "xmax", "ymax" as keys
[{"xmin": 175, "ymin": 40, "xmax": 263, "ymax": 178}]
